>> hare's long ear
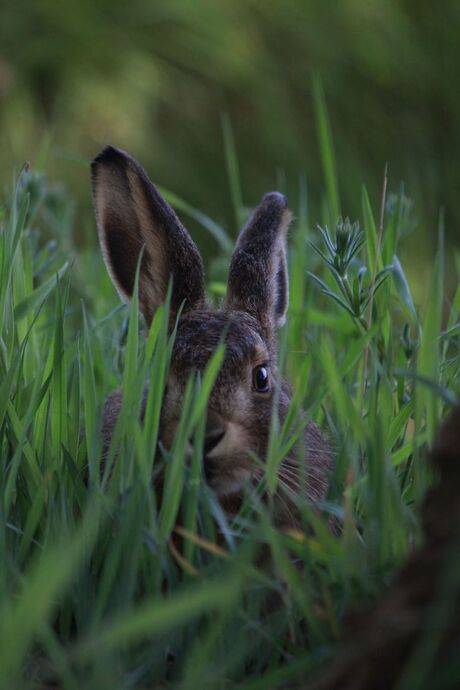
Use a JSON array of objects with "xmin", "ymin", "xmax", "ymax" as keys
[
  {"xmin": 226, "ymin": 192, "xmax": 291, "ymax": 338},
  {"xmin": 91, "ymin": 146, "xmax": 205, "ymax": 324}
]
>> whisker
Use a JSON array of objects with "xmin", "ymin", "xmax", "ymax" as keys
[
  {"xmin": 271, "ymin": 481, "xmax": 298, "ymax": 524},
  {"xmin": 277, "ymin": 467, "xmax": 301, "ymax": 486}
]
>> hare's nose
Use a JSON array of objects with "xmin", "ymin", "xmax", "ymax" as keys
[{"xmin": 204, "ymin": 412, "xmax": 226, "ymax": 455}]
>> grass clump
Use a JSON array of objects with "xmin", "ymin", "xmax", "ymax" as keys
[{"xmin": 0, "ymin": 126, "xmax": 459, "ymax": 690}]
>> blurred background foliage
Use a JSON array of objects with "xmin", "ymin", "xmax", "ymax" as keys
[{"xmin": 0, "ymin": 0, "xmax": 459, "ymax": 295}]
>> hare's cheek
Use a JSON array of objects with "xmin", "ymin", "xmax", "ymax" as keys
[
  {"xmin": 227, "ymin": 421, "xmax": 248, "ymax": 454},
  {"xmin": 214, "ymin": 385, "xmax": 251, "ymax": 425}
]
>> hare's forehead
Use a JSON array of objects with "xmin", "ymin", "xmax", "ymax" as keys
[{"xmin": 171, "ymin": 310, "xmax": 267, "ymax": 373}]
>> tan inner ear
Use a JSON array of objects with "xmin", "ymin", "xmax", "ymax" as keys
[
  {"xmin": 274, "ymin": 246, "xmax": 289, "ymax": 328},
  {"xmin": 95, "ymin": 166, "xmax": 135, "ymax": 304},
  {"xmin": 272, "ymin": 208, "xmax": 291, "ymax": 327},
  {"xmin": 126, "ymin": 167, "xmax": 169, "ymax": 317},
  {"xmin": 94, "ymin": 163, "xmax": 171, "ymax": 322}
]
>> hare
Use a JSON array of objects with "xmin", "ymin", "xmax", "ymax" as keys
[{"xmin": 91, "ymin": 145, "xmax": 332, "ymax": 519}]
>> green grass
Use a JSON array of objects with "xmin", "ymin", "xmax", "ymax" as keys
[{"xmin": 0, "ymin": 114, "xmax": 459, "ymax": 690}]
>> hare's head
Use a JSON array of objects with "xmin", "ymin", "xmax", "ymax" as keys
[{"xmin": 92, "ymin": 146, "xmax": 330, "ymax": 503}]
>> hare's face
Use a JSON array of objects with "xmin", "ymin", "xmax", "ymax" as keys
[
  {"xmin": 160, "ymin": 310, "xmax": 279, "ymax": 495},
  {"xmin": 92, "ymin": 146, "xmax": 330, "ymax": 504}
]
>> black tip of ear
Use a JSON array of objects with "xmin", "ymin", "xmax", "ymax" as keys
[
  {"xmin": 261, "ymin": 191, "xmax": 288, "ymax": 208},
  {"xmin": 247, "ymin": 192, "xmax": 291, "ymax": 238},
  {"xmin": 91, "ymin": 145, "xmax": 130, "ymax": 174}
]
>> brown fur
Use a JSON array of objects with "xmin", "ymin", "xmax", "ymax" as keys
[
  {"xmin": 91, "ymin": 146, "xmax": 332, "ymax": 523},
  {"xmin": 91, "ymin": 146, "xmax": 205, "ymax": 324}
]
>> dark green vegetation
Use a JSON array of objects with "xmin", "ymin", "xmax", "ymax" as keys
[
  {"xmin": 1, "ymin": 1, "xmax": 460, "ymax": 278},
  {"xmin": 1, "ymin": 4, "xmax": 460, "ymax": 685},
  {"xmin": 0, "ymin": 93, "xmax": 459, "ymax": 688}
]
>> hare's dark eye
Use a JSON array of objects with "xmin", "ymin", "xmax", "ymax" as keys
[{"xmin": 253, "ymin": 365, "xmax": 270, "ymax": 393}]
